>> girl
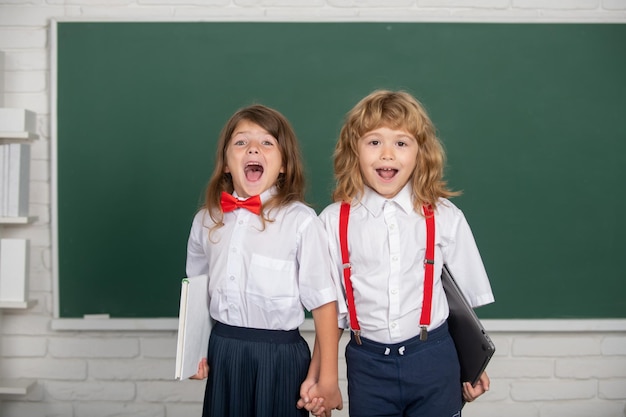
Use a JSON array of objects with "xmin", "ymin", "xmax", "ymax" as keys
[
  {"xmin": 186, "ymin": 104, "xmax": 342, "ymax": 417},
  {"xmin": 319, "ymin": 90, "xmax": 495, "ymax": 417}
]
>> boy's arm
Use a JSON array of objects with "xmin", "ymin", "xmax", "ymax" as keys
[{"xmin": 463, "ymin": 371, "xmax": 490, "ymax": 402}]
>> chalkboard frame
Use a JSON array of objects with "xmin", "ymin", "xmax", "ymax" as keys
[{"xmin": 51, "ymin": 20, "xmax": 626, "ymax": 322}]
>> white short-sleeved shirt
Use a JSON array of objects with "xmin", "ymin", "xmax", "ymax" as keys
[
  {"xmin": 319, "ymin": 184, "xmax": 495, "ymax": 344},
  {"xmin": 186, "ymin": 188, "xmax": 338, "ymax": 331}
]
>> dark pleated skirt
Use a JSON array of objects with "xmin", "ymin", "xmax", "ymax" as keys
[{"xmin": 202, "ymin": 322, "xmax": 310, "ymax": 417}]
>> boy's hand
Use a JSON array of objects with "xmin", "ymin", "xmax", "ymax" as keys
[
  {"xmin": 463, "ymin": 371, "xmax": 490, "ymax": 402},
  {"xmin": 189, "ymin": 357, "xmax": 209, "ymax": 380},
  {"xmin": 308, "ymin": 381, "xmax": 343, "ymax": 414}
]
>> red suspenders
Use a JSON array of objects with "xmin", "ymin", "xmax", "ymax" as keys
[
  {"xmin": 421, "ymin": 204, "xmax": 435, "ymax": 340},
  {"xmin": 338, "ymin": 202, "xmax": 435, "ymax": 344}
]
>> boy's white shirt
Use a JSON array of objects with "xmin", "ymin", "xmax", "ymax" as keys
[
  {"xmin": 319, "ymin": 184, "xmax": 495, "ymax": 344},
  {"xmin": 186, "ymin": 187, "xmax": 338, "ymax": 331}
]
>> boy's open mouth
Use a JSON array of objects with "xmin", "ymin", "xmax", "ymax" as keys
[{"xmin": 377, "ymin": 168, "xmax": 398, "ymax": 180}]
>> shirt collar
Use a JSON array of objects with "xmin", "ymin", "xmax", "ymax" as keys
[
  {"xmin": 233, "ymin": 186, "xmax": 277, "ymax": 205},
  {"xmin": 358, "ymin": 184, "xmax": 414, "ymax": 217}
]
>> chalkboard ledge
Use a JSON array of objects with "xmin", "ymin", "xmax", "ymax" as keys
[
  {"xmin": 51, "ymin": 318, "xmax": 179, "ymax": 331},
  {"xmin": 50, "ymin": 318, "xmax": 626, "ymax": 332},
  {"xmin": 484, "ymin": 319, "xmax": 626, "ymax": 332}
]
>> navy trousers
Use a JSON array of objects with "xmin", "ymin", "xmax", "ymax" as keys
[
  {"xmin": 202, "ymin": 322, "xmax": 310, "ymax": 417},
  {"xmin": 346, "ymin": 322, "xmax": 463, "ymax": 417}
]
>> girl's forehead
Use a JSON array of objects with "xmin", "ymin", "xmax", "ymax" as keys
[{"xmin": 232, "ymin": 119, "xmax": 269, "ymax": 134}]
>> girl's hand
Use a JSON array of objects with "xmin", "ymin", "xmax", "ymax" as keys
[
  {"xmin": 463, "ymin": 371, "xmax": 490, "ymax": 402},
  {"xmin": 297, "ymin": 377, "xmax": 327, "ymax": 416},
  {"xmin": 189, "ymin": 357, "xmax": 209, "ymax": 380}
]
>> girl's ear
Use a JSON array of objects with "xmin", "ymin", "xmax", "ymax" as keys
[{"xmin": 224, "ymin": 165, "xmax": 230, "ymax": 173}]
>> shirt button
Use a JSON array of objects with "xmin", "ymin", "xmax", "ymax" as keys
[
  {"xmin": 391, "ymin": 322, "xmax": 397, "ymax": 328},
  {"xmin": 391, "ymin": 288, "xmax": 398, "ymax": 295},
  {"xmin": 390, "ymin": 224, "xmax": 396, "ymax": 230},
  {"xmin": 238, "ymin": 220, "xmax": 243, "ymax": 225},
  {"xmin": 392, "ymin": 256, "xmax": 398, "ymax": 262},
  {"xmin": 229, "ymin": 276, "xmax": 235, "ymax": 281}
]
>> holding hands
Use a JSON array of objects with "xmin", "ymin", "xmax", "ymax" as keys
[{"xmin": 297, "ymin": 376, "xmax": 343, "ymax": 417}]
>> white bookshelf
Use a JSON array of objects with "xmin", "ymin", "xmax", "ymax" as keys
[{"xmin": 0, "ymin": 121, "xmax": 38, "ymax": 397}]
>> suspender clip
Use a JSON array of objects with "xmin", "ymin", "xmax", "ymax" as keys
[
  {"xmin": 419, "ymin": 325, "xmax": 428, "ymax": 341},
  {"xmin": 342, "ymin": 262, "xmax": 352, "ymax": 270},
  {"xmin": 352, "ymin": 329, "xmax": 362, "ymax": 345},
  {"xmin": 424, "ymin": 259, "xmax": 434, "ymax": 265}
]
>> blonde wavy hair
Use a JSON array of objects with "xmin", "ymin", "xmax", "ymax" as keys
[
  {"xmin": 332, "ymin": 90, "xmax": 459, "ymax": 211},
  {"xmin": 203, "ymin": 104, "xmax": 305, "ymax": 232}
]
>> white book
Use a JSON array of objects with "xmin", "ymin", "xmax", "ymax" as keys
[
  {"xmin": 6, "ymin": 143, "xmax": 30, "ymax": 217},
  {"xmin": 1, "ymin": 144, "xmax": 9, "ymax": 216},
  {"xmin": 175, "ymin": 274, "xmax": 212, "ymax": 380},
  {"xmin": 0, "ymin": 238, "xmax": 30, "ymax": 302},
  {"xmin": 0, "ymin": 144, "xmax": 5, "ymax": 216},
  {"xmin": 0, "ymin": 52, "xmax": 4, "ymax": 105},
  {"xmin": 0, "ymin": 108, "xmax": 37, "ymax": 133},
  {"xmin": 2, "ymin": 143, "xmax": 11, "ymax": 217}
]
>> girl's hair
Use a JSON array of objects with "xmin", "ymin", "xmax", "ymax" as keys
[
  {"xmin": 203, "ymin": 104, "xmax": 305, "ymax": 229},
  {"xmin": 332, "ymin": 90, "xmax": 460, "ymax": 210}
]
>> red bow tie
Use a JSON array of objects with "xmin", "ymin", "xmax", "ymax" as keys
[{"xmin": 220, "ymin": 192, "xmax": 262, "ymax": 215}]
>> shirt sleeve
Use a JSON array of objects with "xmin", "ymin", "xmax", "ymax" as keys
[
  {"xmin": 186, "ymin": 210, "xmax": 210, "ymax": 278},
  {"xmin": 319, "ymin": 205, "xmax": 349, "ymax": 329},
  {"xmin": 441, "ymin": 204, "xmax": 495, "ymax": 308},
  {"xmin": 295, "ymin": 213, "xmax": 339, "ymax": 312}
]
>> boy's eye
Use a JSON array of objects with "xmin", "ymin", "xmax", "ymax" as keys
[
  {"xmin": 370, "ymin": 140, "xmax": 380, "ymax": 146},
  {"xmin": 397, "ymin": 141, "xmax": 407, "ymax": 147}
]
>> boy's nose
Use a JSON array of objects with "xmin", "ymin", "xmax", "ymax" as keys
[{"xmin": 381, "ymin": 146, "xmax": 394, "ymax": 160}]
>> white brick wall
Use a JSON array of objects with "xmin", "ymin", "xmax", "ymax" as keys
[{"xmin": 1, "ymin": 1, "xmax": 625, "ymax": 416}]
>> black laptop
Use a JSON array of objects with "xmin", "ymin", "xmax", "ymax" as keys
[{"xmin": 441, "ymin": 264, "xmax": 495, "ymax": 387}]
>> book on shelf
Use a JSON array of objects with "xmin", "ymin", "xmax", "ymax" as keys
[{"xmin": 0, "ymin": 238, "xmax": 30, "ymax": 303}]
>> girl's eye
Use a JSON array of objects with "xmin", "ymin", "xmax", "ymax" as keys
[
  {"xmin": 397, "ymin": 141, "xmax": 407, "ymax": 147},
  {"xmin": 370, "ymin": 140, "xmax": 380, "ymax": 146},
  {"xmin": 233, "ymin": 139, "xmax": 246, "ymax": 146}
]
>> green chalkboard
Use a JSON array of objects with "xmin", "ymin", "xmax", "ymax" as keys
[{"xmin": 55, "ymin": 22, "xmax": 626, "ymax": 319}]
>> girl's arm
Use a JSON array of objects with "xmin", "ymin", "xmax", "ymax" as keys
[
  {"xmin": 298, "ymin": 301, "xmax": 343, "ymax": 413},
  {"xmin": 189, "ymin": 357, "xmax": 209, "ymax": 380}
]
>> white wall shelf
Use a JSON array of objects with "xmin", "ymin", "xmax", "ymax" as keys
[
  {"xmin": 0, "ymin": 379, "xmax": 35, "ymax": 396},
  {"xmin": 0, "ymin": 216, "xmax": 37, "ymax": 225},
  {"xmin": 0, "ymin": 132, "xmax": 38, "ymax": 141},
  {"xmin": 0, "ymin": 300, "xmax": 37, "ymax": 309}
]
